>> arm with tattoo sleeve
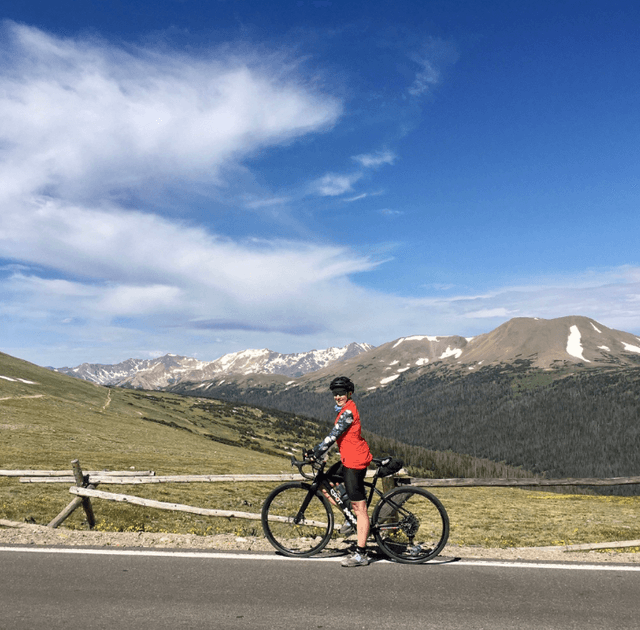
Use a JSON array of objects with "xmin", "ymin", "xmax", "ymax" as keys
[{"xmin": 312, "ymin": 409, "xmax": 354, "ymax": 459}]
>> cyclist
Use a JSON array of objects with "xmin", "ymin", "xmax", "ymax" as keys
[{"xmin": 309, "ymin": 376, "xmax": 373, "ymax": 567}]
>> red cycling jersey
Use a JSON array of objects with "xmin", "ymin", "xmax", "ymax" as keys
[{"xmin": 335, "ymin": 399, "xmax": 373, "ymax": 470}]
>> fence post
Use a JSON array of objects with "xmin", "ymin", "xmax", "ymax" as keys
[
  {"xmin": 72, "ymin": 459, "xmax": 96, "ymax": 529},
  {"xmin": 47, "ymin": 459, "xmax": 96, "ymax": 529},
  {"xmin": 380, "ymin": 475, "xmax": 397, "ymax": 494}
]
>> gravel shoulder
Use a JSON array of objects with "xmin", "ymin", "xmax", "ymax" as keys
[{"xmin": 1, "ymin": 519, "xmax": 638, "ymax": 563}]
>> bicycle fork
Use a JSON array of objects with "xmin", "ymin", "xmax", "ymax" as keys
[{"xmin": 292, "ymin": 484, "xmax": 320, "ymax": 525}]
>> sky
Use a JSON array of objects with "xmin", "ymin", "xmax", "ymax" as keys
[{"xmin": 1, "ymin": 0, "xmax": 639, "ymax": 368}]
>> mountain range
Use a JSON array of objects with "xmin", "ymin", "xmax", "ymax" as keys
[
  {"xmin": 54, "ymin": 316, "xmax": 640, "ymax": 394},
  {"xmin": 54, "ymin": 342, "xmax": 374, "ymax": 389}
]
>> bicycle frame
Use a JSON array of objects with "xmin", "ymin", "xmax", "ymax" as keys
[{"xmin": 292, "ymin": 457, "xmax": 384, "ymax": 528}]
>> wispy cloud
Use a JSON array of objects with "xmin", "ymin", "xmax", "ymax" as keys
[
  {"xmin": 406, "ymin": 38, "xmax": 458, "ymax": 98},
  {"xmin": 464, "ymin": 308, "xmax": 518, "ymax": 319},
  {"xmin": 407, "ymin": 58, "xmax": 440, "ymax": 96},
  {"xmin": 352, "ymin": 150, "xmax": 396, "ymax": 168},
  {"xmin": 311, "ymin": 172, "xmax": 362, "ymax": 196},
  {"xmin": 0, "ymin": 22, "xmax": 341, "ymax": 202},
  {"xmin": 344, "ymin": 193, "xmax": 369, "ymax": 202},
  {"xmin": 242, "ymin": 195, "xmax": 292, "ymax": 209},
  {"xmin": 312, "ymin": 149, "xmax": 394, "ymax": 199}
]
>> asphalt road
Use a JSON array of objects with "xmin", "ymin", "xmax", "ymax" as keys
[{"xmin": 1, "ymin": 546, "xmax": 639, "ymax": 630}]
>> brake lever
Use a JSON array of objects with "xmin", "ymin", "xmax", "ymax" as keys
[{"xmin": 290, "ymin": 453, "xmax": 318, "ymax": 480}]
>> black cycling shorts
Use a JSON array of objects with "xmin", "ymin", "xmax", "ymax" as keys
[{"xmin": 327, "ymin": 462, "xmax": 367, "ymax": 503}]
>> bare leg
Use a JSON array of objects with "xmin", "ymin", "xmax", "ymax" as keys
[{"xmin": 351, "ymin": 499, "xmax": 370, "ymax": 548}]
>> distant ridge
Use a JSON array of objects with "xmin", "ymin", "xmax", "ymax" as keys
[{"xmin": 54, "ymin": 342, "xmax": 374, "ymax": 389}]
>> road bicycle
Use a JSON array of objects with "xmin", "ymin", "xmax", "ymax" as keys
[{"xmin": 261, "ymin": 452, "xmax": 449, "ymax": 564}]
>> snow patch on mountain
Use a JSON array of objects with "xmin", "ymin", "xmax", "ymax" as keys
[
  {"xmin": 0, "ymin": 376, "xmax": 37, "ymax": 384},
  {"xmin": 567, "ymin": 325, "xmax": 590, "ymax": 362},
  {"xmin": 392, "ymin": 335, "xmax": 440, "ymax": 348}
]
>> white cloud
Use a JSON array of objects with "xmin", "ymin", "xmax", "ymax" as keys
[
  {"xmin": 464, "ymin": 308, "xmax": 518, "ymax": 319},
  {"xmin": 0, "ymin": 22, "xmax": 341, "ymax": 203},
  {"xmin": 408, "ymin": 58, "xmax": 440, "ymax": 96},
  {"xmin": 404, "ymin": 38, "xmax": 458, "ymax": 98},
  {"xmin": 311, "ymin": 172, "xmax": 362, "ymax": 196},
  {"xmin": 0, "ymin": 197, "xmax": 377, "ymax": 311},
  {"xmin": 242, "ymin": 195, "xmax": 292, "ymax": 209},
  {"xmin": 0, "ymin": 23, "xmax": 386, "ymax": 362},
  {"xmin": 344, "ymin": 193, "xmax": 369, "ymax": 202},
  {"xmin": 352, "ymin": 150, "xmax": 396, "ymax": 168}
]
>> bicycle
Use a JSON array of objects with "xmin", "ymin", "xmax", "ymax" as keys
[{"xmin": 261, "ymin": 452, "xmax": 449, "ymax": 564}]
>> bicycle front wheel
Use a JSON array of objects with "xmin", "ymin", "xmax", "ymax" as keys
[
  {"xmin": 261, "ymin": 482, "xmax": 334, "ymax": 557},
  {"xmin": 372, "ymin": 486, "xmax": 449, "ymax": 564}
]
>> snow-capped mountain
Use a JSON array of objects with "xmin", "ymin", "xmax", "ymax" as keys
[
  {"xmin": 293, "ymin": 315, "xmax": 640, "ymax": 392},
  {"xmin": 54, "ymin": 342, "xmax": 374, "ymax": 389}
]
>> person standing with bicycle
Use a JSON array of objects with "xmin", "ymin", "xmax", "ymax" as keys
[{"xmin": 308, "ymin": 376, "xmax": 373, "ymax": 567}]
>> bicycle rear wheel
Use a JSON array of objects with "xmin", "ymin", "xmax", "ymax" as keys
[
  {"xmin": 371, "ymin": 486, "xmax": 449, "ymax": 564},
  {"xmin": 261, "ymin": 482, "xmax": 334, "ymax": 557}
]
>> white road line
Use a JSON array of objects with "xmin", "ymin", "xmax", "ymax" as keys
[
  {"xmin": 1, "ymin": 546, "xmax": 639, "ymax": 570},
  {"xmin": 0, "ymin": 546, "xmax": 334, "ymax": 562},
  {"xmin": 452, "ymin": 559, "xmax": 640, "ymax": 572}
]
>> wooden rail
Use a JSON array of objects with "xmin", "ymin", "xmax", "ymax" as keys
[
  {"xmin": 69, "ymin": 487, "xmax": 327, "ymax": 527},
  {"xmin": 18, "ymin": 472, "xmax": 640, "ymax": 487},
  {"xmin": 20, "ymin": 473, "xmax": 308, "ymax": 484},
  {"xmin": 406, "ymin": 476, "xmax": 640, "ymax": 488},
  {"xmin": 1, "ymin": 469, "xmax": 155, "ymax": 478}
]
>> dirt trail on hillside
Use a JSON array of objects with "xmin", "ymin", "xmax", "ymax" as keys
[
  {"xmin": 1, "ymin": 520, "xmax": 638, "ymax": 563},
  {"xmin": 101, "ymin": 388, "xmax": 112, "ymax": 412}
]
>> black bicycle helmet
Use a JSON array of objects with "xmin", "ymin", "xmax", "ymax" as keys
[{"xmin": 329, "ymin": 376, "xmax": 355, "ymax": 395}]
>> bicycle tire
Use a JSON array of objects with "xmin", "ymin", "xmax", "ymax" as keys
[
  {"xmin": 261, "ymin": 482, "xmax": 334, "ymax": 557},
  {"xmin": 371, "ymin": 486, "xmax": 449, "ymax": 564}
]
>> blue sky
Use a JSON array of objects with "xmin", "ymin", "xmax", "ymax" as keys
[{"xmin": 1, "ymin": 0, "xmax": 639, "ymax": 367}]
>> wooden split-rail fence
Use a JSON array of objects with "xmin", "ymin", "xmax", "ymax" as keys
[{"xmin": 3, "ymin": 459, "xmax": 640, "ymax": 536}]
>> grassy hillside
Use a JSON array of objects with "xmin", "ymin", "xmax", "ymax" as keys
[
  {"xmin": 0, "ymin": 352, "xmax": 324, "ymax": 472},
  {"xmin": 0, "ymin": 351, "xmax": 327, "ymax": 536}
]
